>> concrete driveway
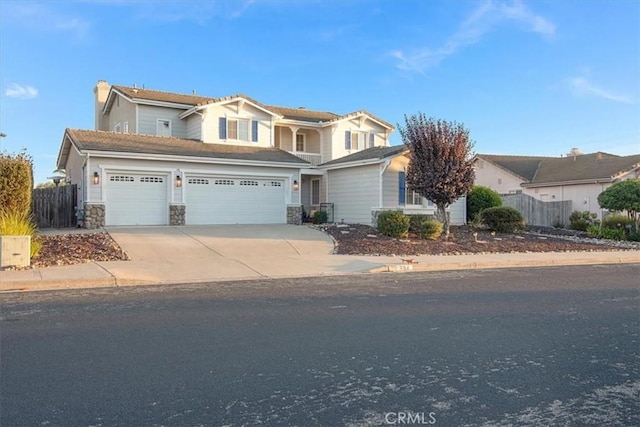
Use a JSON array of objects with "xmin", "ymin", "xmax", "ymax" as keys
[{"xmin": 101, "ymin": 225, "xmax": 367, "ymax": 284}]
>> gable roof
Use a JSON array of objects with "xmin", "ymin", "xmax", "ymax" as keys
[
  {"xmin": 103, "ymin": 83, "xmax": 394, "ymax": 129},
  {"xmin": 478, "ymin": 152, "xmax": 640, "ymax": 186},
  {"xmin": 57, "ymin": 129, "xmax": 309, "ymax": 168},
  {"xmin": 477, "ymin": 154, "xmax": 550, "ymax": 181},
  {"xmin": 320, "ymin": 145, "xmax": 408, "ymax": 168},
  {"xmin": 264, "ymin": 105, "xmax": 339, "ymax": 123}
]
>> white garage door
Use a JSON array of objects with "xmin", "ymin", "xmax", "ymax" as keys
[
  {"xmin": 106, "ymin": 174, "xmax": 168, "ymax": 226},
  {"xmin": 186, "ymin": 176, "xmax": 285, "ymax": 224}
]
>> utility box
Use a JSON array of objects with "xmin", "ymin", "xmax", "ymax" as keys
[{"xmin": 0, "ymin": 236, "xmax": 31, "ymax": 268}]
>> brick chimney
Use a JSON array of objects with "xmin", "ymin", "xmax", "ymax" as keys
[{"xmin": 94, "ymin": 80, "xmax": 111, "ymax": 130}]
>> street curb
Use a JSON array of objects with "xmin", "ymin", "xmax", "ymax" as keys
[{"xmin": 370, "ymin": 255, "xmax": 640, "ymax": 273}]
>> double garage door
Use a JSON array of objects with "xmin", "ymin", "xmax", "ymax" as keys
[
  {"xmin": 185, "ymin": 176, "xmax": 285, "ymax": 224},
  {"xmin": 105, "ymin": 173, "xmax": 285, "ymax": 226}
]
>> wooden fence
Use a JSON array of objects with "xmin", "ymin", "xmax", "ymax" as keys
[
  {"xmin": 31, "ymin": 184, "xmax": 78, "ymax": 228},
  {"xmin": 501, "ymin": 193, "xmax": 572, "ymax": 228}
]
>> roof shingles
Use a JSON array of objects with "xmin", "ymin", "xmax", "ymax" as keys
[
  {"xmin": 65, "ymin": 129, "xmax": 309, "ymax": 164},
  {"xmin": 478, "ymin": 152, "xmax": 640, "ymax": 185},
  {"xmin": 109, "ymin": 84, "xmax": 393, "ymax": 128}
]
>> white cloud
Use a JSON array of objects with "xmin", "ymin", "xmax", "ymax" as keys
[
  {"xmin": 568, "ymin": 76, "xmax": 634, "ymax": 104},
  {"xmin": 392, "ymin": 0, "xmax": 555, "ymax": 73},
  {"xmin": 2, "ymin": 2, "xmax": 90, "ymax": 40},
  {"xmin": 5, "ymin": 83, "xmax": 39, "ymax": 100}
]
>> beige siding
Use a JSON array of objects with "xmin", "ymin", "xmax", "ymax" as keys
[
  {"xmin": 200, "ymin": 102, "xmax": 273, "ymax": 147},
  {"xmin": 138, "ymin": 105, "xmax": 188, "ymax": 138},
  {"xmin": 330, "ymin": 117, "xmax": 390, "ymax": 161},
  {"xmin": 327, "ymin": 164, "xmax": 380, "ymax": 224},
  {"xmin": 474, "ymin": 159, "xmax": 524, "ymax": 194},
  {"xmin": 321, "ymin": 127, "xmax": 334, "ymax": 163},
  {"xmin": 105, "ymin": 94, "xmax": 137, "ymax": 133},
  {"xmin": 523, "ymin": 182, "xmax": 611, "ymax": 219},
  {"xmin": 521, "ymin": 172, "xmax": 638, "ymax": 220}
]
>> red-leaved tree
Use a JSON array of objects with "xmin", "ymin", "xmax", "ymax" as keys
[{"xmin": 399, "ymin": 114, "xmax": 475, "ymax": 239}]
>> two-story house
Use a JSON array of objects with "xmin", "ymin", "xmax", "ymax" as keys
[{"xmin": 56, "ymin": 81, "xmax": 466, "ymax": 228}]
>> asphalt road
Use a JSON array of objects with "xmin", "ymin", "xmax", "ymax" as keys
[{"xmin": 1, "ymin": 264, "xmax": 639, "ymax": 426}]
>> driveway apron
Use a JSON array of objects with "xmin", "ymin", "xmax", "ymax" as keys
[{"xmin": 103, "ymin": 225, "xmax": 337, "ymax": 283}]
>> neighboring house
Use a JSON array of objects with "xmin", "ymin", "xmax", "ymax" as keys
[
  {"xmin": 56, "ymin": 80, "xmax": 463, "ymax": 228},
  {"xmin": 475, "ymin": 151, "xmax": 640, "ymax": 219}
]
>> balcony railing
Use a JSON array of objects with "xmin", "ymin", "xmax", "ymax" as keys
[{"xmin": 290, "ymin": 152, "xmax": 322, "ymax": 166}]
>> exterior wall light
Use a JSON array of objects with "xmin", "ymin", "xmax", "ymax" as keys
[
  {"xmin": 93, "ymin": 172, "xmax": 100, "ymax": 185},
  {"xmin": 175, "ymin": 175, "xmax": 182, "ymax": 187},
  {"xmin": 293, "ymin": 180, "xmax": 299, "ymax": 191}
]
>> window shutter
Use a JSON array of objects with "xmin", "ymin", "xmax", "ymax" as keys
[
  {"xmin": 345, "ymin": 130, "xmax": 351, "ymax": 150},
  {"xmin": 219, "ymin": 117, "xmax": 227, "ymax": 139},
  {"xmin": 369, "ymin": 133, "xmax": 375, "ymax": 148},
  {"xmin": 398, "ymin": 171, "xmax": 406, "ymax": 205},
  {"xmin": 251, "ymin": 120, "xmax": 258, "ymax": 142}
]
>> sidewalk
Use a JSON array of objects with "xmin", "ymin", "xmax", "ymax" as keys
[{"xmin": 2, "ymin": 249, "xmax": 639, "ymax": 293}]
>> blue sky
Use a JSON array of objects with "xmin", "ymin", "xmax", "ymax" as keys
[{"xmin": 1, "ymin": 0, "xmax": 638, "ymax": 186}]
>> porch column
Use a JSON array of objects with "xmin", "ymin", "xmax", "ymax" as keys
[
  {"xmin": 314, "ymin": 129, "xmax": 323, "ymax": 164},
  {"xmin": 289, "ymin": 126, "xmax": 299, "ymax": 153}
]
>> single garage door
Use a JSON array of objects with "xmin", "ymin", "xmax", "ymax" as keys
[
  {"xmin": 106, "ymin": 174, "xmax": 168, "ymax": 226},
  {"xmin": 186, "ymin": 176, "xmax": 285, "ymax": 224}
]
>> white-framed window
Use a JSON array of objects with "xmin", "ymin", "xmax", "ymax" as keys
[
  {"xmin": 228, "ymin": 118, "xmax": 250, "ymax": 141},
  {"xmin": 114, "ymin": 122, "xmax": 121, "ymax": 133},
  {"xmin": 311, "ymin": 178, "xmax": 320, "ymax": 206},
  {"xmin": 351, "ymin": 132, "xmax": 366, "ymax": 150},
  {"xmin": 157, "ymin": 119, "xmax": 172, "ymax": 137},
  {"xmin": 405, "ymin": 189, "xmax": 423, "ymax": 206},
  {"xmin": 296, "ymin": 133, "xmax": 305, "ymax": 152},
  {"xmin": 123, "ymin": 122, "xmax": 129, "ymax": 133}
]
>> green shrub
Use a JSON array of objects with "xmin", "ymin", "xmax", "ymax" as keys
[
  {"xmin": 601, "ymin": 214, "xmax": 635, "ymax": 231},
  {"xmin": 587, "ymin": 225, "xmax": 626, "ymax": 241},
  {"xmin": 408, "ymin": 214, "xmax": 435, "ymax": 233},
  {"xmin": 552, "ymin": 219, "xmax": 566, "ymax": 229},
  {"xmin": 377, "ymin": 211, "xmax": 410, "ymax": 238},
  {"xmin": 420, "ymin": 219, "xmax": 443, "ymax": 240},
  {"xmin": 627, "ymin": 229, "xmax": 640, "ymax": 242},
  {"xmin": 312, "ymin": 210, "xmax": 328, "ymax": 224},
  {"xmin": 466, "ymin": 186, "xmax": 502, "ymax": 222},
  {"xmin": 0, "ymin": 209, "xmax": 41, "ymax": 258},
  {"xmin": 480, "ymin": 206, "xmax": 525, "ymax": 233},
  {"xmin": 0, "ymin": 151, "xmax": 34, "ymax": 217},
  {"xmin": 569, "ymin": 210, "xmax": 599, "ymax": 231}
]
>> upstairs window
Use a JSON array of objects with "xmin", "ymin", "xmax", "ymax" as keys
[
  {"xmin": 157, "ymin": 119, "xmax": 172, "ymax": 137},
  {"xmin": 345, "ymin": 131, "xmax": 375, "ymax": 151},
  {"xmin": 114, "ymin": 123, "xmax": 121, "ymax": 133},
  {"xmin": 219, "ymin": 117, "xmax": 258, "ymax": 142}
]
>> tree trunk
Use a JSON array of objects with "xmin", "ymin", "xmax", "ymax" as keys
[{"xmin": 436, "ymin": 203, "xmax": 450, "ymax": 239}]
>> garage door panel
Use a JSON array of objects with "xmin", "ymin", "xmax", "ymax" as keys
[
  {"xmin": 106, "ymin": 174, "xmax": 168, "ymax": 226},
  {"xmin": 186, "ymin": 176, "xmax": 285, "ymax": 225}
]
